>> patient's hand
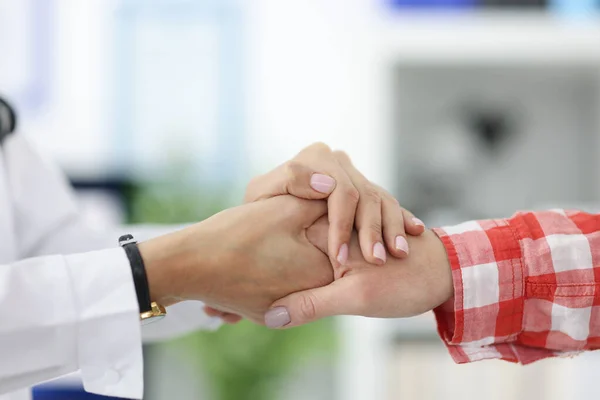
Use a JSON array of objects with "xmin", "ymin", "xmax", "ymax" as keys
[
  {"xmin": 245, "ymin": 143, "xmax": 425, "ymax": 271},
  {"xmin": 205, "ymin": 143, "xmax": 425, "ymax": 324},
  {"xmin": 264, "ymin": 216, "xmax": 453, "ymax": 328}
]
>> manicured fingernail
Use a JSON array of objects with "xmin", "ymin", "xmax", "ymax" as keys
[
  {"xmin": 412, "ymin": 217, "xmax": 425, "ymax": 228},
  {"xmin": 395, "ymin": 236, "xmax": 409, "ymax": 254},
  {"xmin": 310, "ymin": 173, "xmax": 335, "ymax": 194},
  {"xmin": 337, "ymin": 243, "xmax": 348, "ymax": 265},
  {"xmin": 265, "ymin": 306, "xmax": 291, "ymax": 328},
  {"xmin": 373, "ymin": 242, "xmax": 386, "ymax": 263}
]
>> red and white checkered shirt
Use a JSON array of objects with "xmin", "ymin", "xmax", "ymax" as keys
[{"xmin": 432, "ymin": 209, "xmax": 600, "ymax": 365}]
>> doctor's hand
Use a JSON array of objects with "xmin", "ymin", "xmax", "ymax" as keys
[
  {"xmin": 245, "ymin": 142, "xmax": 425, "ymax": 271},
  {"xmin": 139, "ymin": 196, "xmax": 333, "ymax": 325},
  {"xmin": 264, "ymin": 217, "xmax": 454, "ymax": 328}
]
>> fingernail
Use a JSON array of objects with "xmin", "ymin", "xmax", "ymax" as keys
[
  {"xmin": 373, "ymin": 242, "xmax": 386, "ymax": 263},
  {"xmin": 395, "ymin": 236, "xmax": 409, "ymax": 254},
  {"xmin": 265, "ymin": 306, "xmax": 291, "ymax": 328},
  {"xmin": 412, "ymin": 217, "xmax": 425, "ymax": 228},
  {"xmin": 337, "ymin": 243, "xmax": 348, "ymax": 265},
  {"xmin": 310, "ymin": 173, "xmax": 335, "ymax": 194}
]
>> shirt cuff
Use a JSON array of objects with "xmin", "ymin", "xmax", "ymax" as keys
[
  {"xmin": 432, "ymin": 220, "xmax": 525, "ymax": 363},
  {"xmin": 64, "ymin": 248, "xmax": 143, "ymax": 399}
]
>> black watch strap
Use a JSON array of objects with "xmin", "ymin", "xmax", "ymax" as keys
[{"xmin": 119, "ymin": 234, "xmax": 152, "ymax": 314}]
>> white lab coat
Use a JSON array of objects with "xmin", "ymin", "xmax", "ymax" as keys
[{"xmin": 0, "ymin": 133, "xmax": 220, "ymax": 400}]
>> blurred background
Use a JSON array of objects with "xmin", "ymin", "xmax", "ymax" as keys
[{"xmin": 2, "ymin": 0, "xmax": 600, "ymax": 399}]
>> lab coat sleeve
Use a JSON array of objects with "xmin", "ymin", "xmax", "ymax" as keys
[
  {"xmin": 0, "ymin": 249, "xmax": 143, "ymax": 399},
  {"xmin": 32, "ymin": 218, "xmax": 222, "ymax": 342},
  {"xmin": 5, "ymin": 134, "xmax": 221, "ymax": 343}
]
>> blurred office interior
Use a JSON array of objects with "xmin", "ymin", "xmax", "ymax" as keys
[{"xmin": 2, "ymin": 0, "xmax": 600, "ymax": 399}]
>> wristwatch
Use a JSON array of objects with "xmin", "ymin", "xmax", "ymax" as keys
[{"xmin": 119, "ymin": 234, "xmax": 167, "ymax": 325}]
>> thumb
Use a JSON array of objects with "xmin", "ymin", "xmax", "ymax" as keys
[
  {"xmin": 264, "ymin": 278, "xmax": 363, "ymax": 328},
  {"xmin": 286, "ymin": 197, "xmax": 328, "ymax": 226},
  {"xmin": 306, "ymin": 215, "xmax": 329, "ymax": 253},
  {"xmin": 245, "ymin": 162, "xmax": 336, "ymax": 203}
]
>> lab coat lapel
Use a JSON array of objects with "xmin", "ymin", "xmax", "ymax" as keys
[{"xmin": 3, "ymin": 134, "xmax": 78, "ymax": 258}]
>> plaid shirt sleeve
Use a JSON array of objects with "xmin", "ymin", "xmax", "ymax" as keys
[{"xmin": 432, "ymin": 209, "xmax": 600, "ymax": 365}]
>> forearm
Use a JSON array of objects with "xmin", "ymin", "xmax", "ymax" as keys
[
  {"xmin": 138, "ymin": 226, "xmax": 207, "ymax": 307},
  {"xmin": 433, "ymin": 209, "xmax": 600, "ymax": 364},
  {"xmin": 28, "ymin": 212, "xmax": 222, "ymax": 338}
]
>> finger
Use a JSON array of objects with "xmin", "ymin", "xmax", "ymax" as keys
[
  {"xmin": 403, "ymin": 209, "xmax": 426, "ymax": 236},
  {"xmin": 264, "ymin": 277, "xmax": 365, "ymax": 328},
  {"xmin": 247, "ymin": 143, "xmax": 356, "ymax": 271},
  {"xmin": 244, "ymin": 162, "xmax": 336, "ymax": 203},
  {"xmin": 204, "ymin": 305, "xmax": 243, "ymax": 324},
  {"xmin": 222, "ymin": 314, "xmax": 243, "ymax": 324},
  {"xmin": 281, "ymin": 197, "xmax": 328, "ymax": 227},
  {"xmin": 303, "ymin": 162, "xmax": 357, "ymax": 271},
  {"xmin": 300, "ymin": 145, "xmax": 358, "ymax": 271},
  {"xmin": 333, "ymin": 151, "xmax": 384, "ymax": 265},
  {"xmin": 381, "ymin": 197, "xmax": 409, "ymax": 258},
  {"xmin": 355, "ymin": 184, "xmax": 385, "ymax": 265},
  {"xmin": 326, "ymin": 176, "xmax": 360, "ymax": 273},
  {"xmin": 306, "ymin": 215, "xmax": 329, "ymax": 253},
  {"xmin": 203, "ymin": 305, "xmax": 224, "ymax": 317}
]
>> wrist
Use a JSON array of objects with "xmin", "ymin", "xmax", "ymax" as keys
[
  {"xmin": 138, "ymin": 224, "xmax": 216, "ymax": 307},
  {"xmin": 426, "ymin": 229, "xmax": 454, "ymax": 307},
  {"xmin": 137, "ymin": 237, "xmax": 181, "ymax": 307}
]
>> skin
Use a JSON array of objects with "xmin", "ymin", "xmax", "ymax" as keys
[
  {"xmin": 140, "ymin": 142, "xmax": 426, "ymax": 326},
  {"xmin": 139, "ymin": 196, "xmax": 333, "ymax": 324},
  {"xmin": 245, "ymin": 143, "xmax": 425, "ymax": 269},
  {"xmin": 205, "ymin": 143, "xmax": 426, "ymax": 323},
  {"xmin": 266, "ymin": 217, "xmax": 454, "ymax": 327}
]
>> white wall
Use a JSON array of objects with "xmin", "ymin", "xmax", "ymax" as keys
[
  {"xmin": 245, "ymin": 0, "xmax": 393, "ymax": 186},
  {"xmin": 21, "ymin": 0, "xmax": 118, "ymax": 178}
]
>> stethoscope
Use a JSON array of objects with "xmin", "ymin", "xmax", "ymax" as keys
[
  {"xmin": 0, "ymin": 97, "xmax": 17, "ymax": 259},
  {"xmin": 0, "ymin": 97, "xmax": 16, "ymax": 145}
]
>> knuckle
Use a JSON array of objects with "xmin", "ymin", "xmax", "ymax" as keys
[
  {"xmin": 367, "ymin": 220, "xmax": 383, "ymax": 236},
  {"xmin": 244, "ymin": 176, "xmax": 262, "ymax": 202},
  {"xmin": 362, "ymin": 184, "xmax": 382, "ymax": 205},
  {"xmin": 332, "ymin": 150, "xmax": 351, "ymax": 164},
  {"xmin": 307, "ymin": 142, "xmax": 332, "ymax": 154},
  {"xmin": 298, "ymin": 293, "xmax": 318, "ymax": 321},
  {"xmin": 284, "ymin": 160, "xmax": 304, "ymax": 176},
  {"xmin": 387, "ymin": 196, "xmax": 400, "ymax": 207},
  {"xmin": 283, "ymin": 161, "xmax": 306, "ymax": 185},
  {"xmin": 343, "ymin": 186, "xmax": 360, "ymax": 203},
  {"xmin": 335, "ymin": 217, "xmax": 355, "ymax": 234}
]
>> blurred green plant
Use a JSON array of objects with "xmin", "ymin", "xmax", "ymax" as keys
[
  {"xmin": 127, "ymin": 160, "xmax": 336, "ymax": 400},
  {"xmin": 183, "ymin": 319, "xmax": 336, "ymax": 400}
]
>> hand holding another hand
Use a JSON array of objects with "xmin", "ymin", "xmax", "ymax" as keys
[
  {"xmin": 204, "ymin": 142, "xmax": 427, "ymax": 324},
  {"xmin": 264, "ymin": 217, "xmax": 454, "ymax": 328},
  {"xmin": 245, "ymin": 142, "xmax": 425, "ymax": 272},
  {"xmin": 151, "ymin": 142, "xmax": 438, "ymax": 328},
  {"xmin": 140, "ymin": 196, "xmax": 333, "ymax": 324},
  {"xmin": 236, "ymin": 142, "xmax": 450, "ymax": 327}
]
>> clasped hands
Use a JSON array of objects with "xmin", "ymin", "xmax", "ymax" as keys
[{"xmin": 139, "ymin": 143, "xmax": 454, "ymax": 329}]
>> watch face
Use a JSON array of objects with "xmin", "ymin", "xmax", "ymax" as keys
[{"xmin": 141, "ymin": 314, "xmax": 166, "ymax": 326}]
